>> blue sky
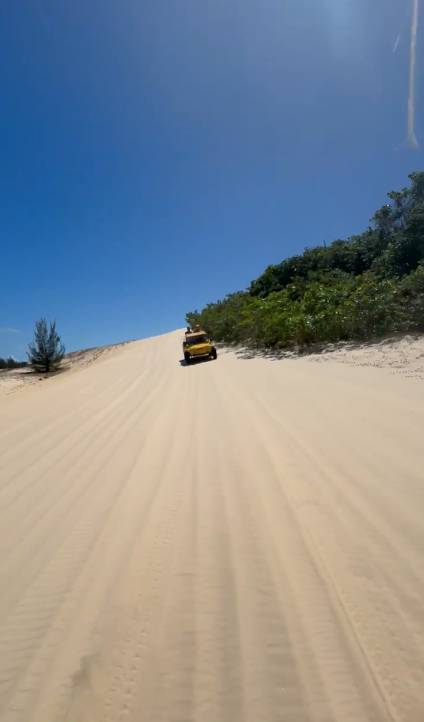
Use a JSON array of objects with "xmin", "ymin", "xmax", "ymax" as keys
[{"xmin": 1, "ymin": 0, "xmax": 424, "ymax": 358}]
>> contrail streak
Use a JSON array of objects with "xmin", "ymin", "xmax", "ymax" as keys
[
  {"xmin": 393, "ymin": 33, "xmax": 401, "ymax": 53},
  {"xmin": 408, "ymin": 0, "xmax": 419, "ymax": 148}
]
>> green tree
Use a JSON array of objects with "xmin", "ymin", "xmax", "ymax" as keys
[
  {"xmin": 27, "ymin": 319, "xmax": 65, "ymax": 372},
  {"xmin": 187, "ymin": 173, "xmax": 424, "ymax": 351},
  {"xmin": 398, "ymin": 265, "xmax": 424, "ymax": 330}
]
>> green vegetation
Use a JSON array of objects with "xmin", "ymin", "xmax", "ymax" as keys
[
  {"xmin": 27, "ymin": 318, "xmax": 65, "ymax": 372},
  {"xmin": 186, "ymin": 172, "xmax": 424, "ymax": 349},
  {"xmin": 0, "ymin": 357, "xmax": 27, "ymax": 370}
]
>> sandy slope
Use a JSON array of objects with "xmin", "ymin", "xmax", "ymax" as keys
[
  {"xmin": 0, "ymin": 342, "xmax": 129, "ymax": 398},
  {"xmin": 306, "ymin": 334, "xmax": 424, "ymax": 381},
  {"xmin": 1, "ymin": 330, "xmax": 423, "ymax": 722}
]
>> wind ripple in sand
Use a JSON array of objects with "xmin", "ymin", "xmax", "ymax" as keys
[{"xmin": 1, "ymin": 330, "xmax": 423, "ymax": 721}]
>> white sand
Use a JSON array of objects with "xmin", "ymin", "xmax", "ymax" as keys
[
  {"xmin": 306, "ymin": 333, "xmax": 424, "ymax": 380},
  {"xmin": 1, "ymin": 330, "xmax": 423, "ymax": 721},
  {"xmin": 0, "ymin": 342, "xmax": 129, "ymax": 398}
]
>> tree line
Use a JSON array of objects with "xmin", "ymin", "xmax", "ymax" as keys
[
  {"xmin": 0, "ymin": 357, "xmax": 27, "ymax": 370},
  {"xmin": 186, "ymin": 172, "xmax": 424, "ymax": 349}
]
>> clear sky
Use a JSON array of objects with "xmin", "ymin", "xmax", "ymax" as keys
[{"xmin": 2, "ymin": 0, "xmax": 424, "ymax": 358}]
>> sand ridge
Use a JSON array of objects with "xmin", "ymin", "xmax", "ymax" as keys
[{"xmin": 0, "ymin": 329, "xmax": 423, "ymax": 721}]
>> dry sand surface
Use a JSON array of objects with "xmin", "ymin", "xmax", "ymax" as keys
[
  {"xmin": 0, "ymin": 342, "xmax": 129, "ymax": 398},
  {"xmin": 1, "ymin": 330, "xmax": 424, "ymax": 722},
  {"xmin": 305, "ymin": 334, "xmax": 424, "ymax": 380}
]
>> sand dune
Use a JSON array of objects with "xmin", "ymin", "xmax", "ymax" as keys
[
  {"xmin": 306, "ymin": 334, "xmax": 424, "ymax": 380},
  {"xmin": 0, "ymin": 342, "xmax": 129, "ymax": 398},
  {"xmin": 1, "ymin": 330, "xmax": 423, "ymax": 722}
]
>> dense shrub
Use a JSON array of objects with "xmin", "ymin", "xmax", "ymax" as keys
[{"xmin": 187, "ymin": 173, "xmax": 424, "ymax": 349}]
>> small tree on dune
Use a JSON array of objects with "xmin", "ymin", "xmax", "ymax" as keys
[{"xmin": 27, "ymin": 318, "xmax": 65, "ymax": 372}]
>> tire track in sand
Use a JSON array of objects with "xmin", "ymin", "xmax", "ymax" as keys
[{"xmin": 1, "ymin": 331, "xmax": 424, "ymax": 722}]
